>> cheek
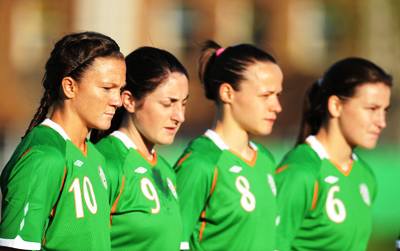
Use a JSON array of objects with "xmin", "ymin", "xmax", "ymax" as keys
[
  {"xmin": 236, "ymin": 95, "xmax": 258, "ymax": 113},
  {"xmin": 340, "ymin": 109, "xmax": 369, "ymax": 139},
  {"xmin": 137, "ymin": 105, "xmax": 165, "ymax": 127}
]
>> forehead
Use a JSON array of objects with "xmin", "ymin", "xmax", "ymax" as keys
[
  {"xmin": 148, "ymin": 72, "xmax": 189, "ymax": 97},
  {"xmin": 240, "ymin": 61, "xmax": 283, "ymax": 91},
  {"xmin": 352, "ymin": 82, "xmax": 391, "ymax": 103},
  {"xmin": 87, "ymin": 57, "xmax": 125, "ymax": 73}
]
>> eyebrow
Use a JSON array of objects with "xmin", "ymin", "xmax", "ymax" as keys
[
  {"xmin": 167, "ymin": 95, "xmax": 189, "ymax": 102},
  {"xmin": 101, "ymin": 82, "xmax": 124, "ymax": 87},
  {"xmin": 259, "ymin": 90, "xmax": 280, "ymax": 95}
]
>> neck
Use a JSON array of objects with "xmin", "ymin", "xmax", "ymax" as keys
[
  {"xmin": 213, "ymin": 109, "xmax": 254, "ymax": 161},
  {"xmin": 119, "ymin": 116, "xmax": 154, "ymax": 159},
  {"xmin": 316, "ymin": 125, "xmax": 353, "ymax": 167},
  {"xmin": 51, "ymin": 108, "xmax": 88, "ymax": 153}
]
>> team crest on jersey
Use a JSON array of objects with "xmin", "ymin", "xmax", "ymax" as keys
[
  {"xmin": 229, "ymin": 165, "xmax": 242, "ymax": 173},
  {"xmin": 167, "ymin": 178, "xmax": 178, "ymax": 199},
  {"xmin": 134, "ymin": 167, "xmax": 148, "ymax": 174},
  {"xmin": 275, "ymin": 215, "xmax": 281, "ymax": 226},
  {"xmin": 267, "ymin": 174, "xmax": 277, "ymax": 196},
  {"xmin": 98, "ymin": 166, "xmax": 108, "ymax": 189},
  {"xmin": 359, "ymin": 183, "xmax": 371, "ymax": 206}
]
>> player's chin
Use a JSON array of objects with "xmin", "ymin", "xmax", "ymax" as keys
[
  {"xmin": 92, "ymin": 119, "xmax": 112, "ymax": 131},
  {"xmin": 250, "ymin": 127, "xmax": 273, "ymax": 137},
  {"xmin": 359, "ymin": 139, "xmax": 378, "ymax": 149},
  {"xmin": 156, "ymin": 135, "xmax": 176, "ymax": 146}
]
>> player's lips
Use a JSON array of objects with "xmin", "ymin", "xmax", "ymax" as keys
[
  {"xmin": 164, "ymin": 126, "xmax": 179, "ymax": 134},
  {"xmin": 369, "ymin": 131, "xmax": 381, "ymax": 138},
  {"xmin": 265, "ymin": 118, "xmax": 276, "ymax": 123},
  {"xmin": 104, "ymin": 112, "xmax": 115, "ymax": 117}
]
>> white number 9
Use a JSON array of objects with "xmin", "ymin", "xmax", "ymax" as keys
[{"xmin": 141, "ymin": 178, "xmax": 160, "ymax": 214}]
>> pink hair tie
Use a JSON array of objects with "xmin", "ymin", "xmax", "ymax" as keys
[{"xmin": 216, "ymin": 48, "xmax": 225, "ymax": 57}]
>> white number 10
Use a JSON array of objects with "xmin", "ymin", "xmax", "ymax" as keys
[{"xmin": 69, "ymin": 176, "xmax": 98, "ymax": 218}]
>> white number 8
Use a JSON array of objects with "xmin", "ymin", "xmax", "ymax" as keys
[
  {"xmin": 325, "ymin": 185, "xmax": 346, "ymax": 223},
  {"xmin": 235, "ymin": 176, "xmax": 256, "ymax": 212},
  {"xmin": 141, "ymin": 178, "xmax": 160, "ymax": 214}
]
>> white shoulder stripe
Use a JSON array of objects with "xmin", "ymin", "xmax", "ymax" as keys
[
  {"xmin": 305, "ymin": 135, "xmax": 329, "ymax": 159},
  {"xmin": 204, "ymin": 129, "xmax": 229, "ymax": 150},
  {"xmin": 305, "ymin": 135, "xmax": 357, "ymax": 161},
  {"xmin": 180, "ymin": 242, "xmax": 189, "ymax": 250},
  {"xmin": 41, "ymin": 118, "xmax": 70, "ymax": 140},
  {"xmin": 0, "ymin": 235, "xmax": 41, "ymax": 250},
  {"xmin": 249, "ymin": 141, "xmax": 258, "ymax": 151},
  {"xmin": 111, "ymin": 131, "xmax": 137, "ymax": 149}
]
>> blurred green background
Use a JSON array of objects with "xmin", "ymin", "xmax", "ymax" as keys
[{"xmin": 1, "ymin": 0, "xmax": 399, "ymax": 250}]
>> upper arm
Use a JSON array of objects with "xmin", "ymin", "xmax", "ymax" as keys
[
  {"xmin": 0, "ymin": 147, "xmax": 65, "ymax": 249},
  {"xmin": 174, "ymin": 153, "xmax": 216, "ymax": 242},
  {"xmin": 275, "ymin": 163, "xmax": 318, "ymax": 251}
]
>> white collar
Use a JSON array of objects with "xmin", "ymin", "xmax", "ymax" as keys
[
  {"xmin": 204, "ymin": 129, "xmax": 258, "ymax": 151},
  {"xmin": 305, "ymin": 135, "xmax": 357, "ymax": 160},
  {"xmin": 111, "ymin": 131, "xmax": 137, "ymax": 149},
  {"xmin": 41, "ymin": 118, "xmax": 70, "ymax": 140}
]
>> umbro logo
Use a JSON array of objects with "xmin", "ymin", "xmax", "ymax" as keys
[
  {"xmin": 229, "ymin": 165, "xmax": 242, "ymax": 173},
  {"xmin": 324, "ymin": 176, "xmax": 338, "ymax": 184},
  {"xmin": 74, "ymin": 160, "xmax": 84, "ymax": 167},
  {"xmin": 134, "ymin": 167, "xmax": 147, "ymax": 174}
]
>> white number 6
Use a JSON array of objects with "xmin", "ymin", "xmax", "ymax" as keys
[{"xmin": 325, "ymin": 185, "xmax": 346, "ymax": 223}]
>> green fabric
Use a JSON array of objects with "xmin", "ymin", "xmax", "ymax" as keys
[
  {"xmin": 0, "ymin": 121, "xmax": 111, "ymax": 251},
  {"xmin": 96, "ymin": 133, "xmax": 182, "ymax": 251},
  {"xmin": 275, "ymin": 142, "xmax": 376, "ymax": 251},
  {"xmin": 175, "ymin": 132, "xmax": 277, "ymax": 251}
]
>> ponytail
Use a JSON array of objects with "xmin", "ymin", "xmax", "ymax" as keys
[
  {"xmin": 24, "ymin": 89, "xmax": 53, "ymax": 137},
  {"xmin": 296, "ymin": 80, "xmax": 325, "ymax": 144}
]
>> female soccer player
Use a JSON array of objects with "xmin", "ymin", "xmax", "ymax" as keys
[
  {"xmin": 92, "ymin": 47, "xmax": 189, "ymax": 251},
  {"xmin": 0, "ymin": 32, "xmax": 126, "ymax": 250},
  {"xmin": 275, "ymin": 57, "xmax": 392, "ymax": 251},
  {"xmin": 174, "ymin": 40, "xmax": 283, "ymax": 251}
]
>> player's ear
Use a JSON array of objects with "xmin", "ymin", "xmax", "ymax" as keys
[
  {"xmin": 121, "ymin": 90, "xmax": 136, "ymax": 112},
  {"xmin": 61, "ymin": 76, "xmax": 78, "ymax": 99},
  {"xmin": 327, "ymin": 95, "xmax": 343, "ymax": 118},
  {"xmin": 219, "ymin": 82, "xmax": 235, "ymax": 104}
]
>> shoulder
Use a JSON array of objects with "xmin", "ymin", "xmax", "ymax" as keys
[
  {"xmin": 157, "ymin": 154, "xmax": 174, "ymax": 173},
  {"xmin": 95, "ymin": 135, "xmax": 128, "ymax": 169},
  {"xmin": 276, "ymin": 144, "xmax": 321, "ymax": 183},
  {"xmin": 252, "ymin": 142, "xmax": 275, "ymax": 163},
  {"xmin": 18, "ymin": 125, "xmax": 68, "ymax": 156},
  {"xmin": 95, "ymin": 135, "xmax": 125, "ymax": 156},
  {"xmin": 174, "ymin": 135, "xmax": 223, "ymax": 173},
  {"xmin": 353, "ymin": 153, "xmax": 376, "ymax": 180},
  {"xmin": 2, "ymin": 144, "xmax": 66, "ymax": 186},
  {"xmin": 157, "ymin": 154, "xmax": 172, "ymax": 167}
]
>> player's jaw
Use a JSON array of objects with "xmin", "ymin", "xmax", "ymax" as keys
[
  {"xmin": 161, "ymin": 123, "xmax": 181, "ymax": 144},
  {"xmin": 360, "ymin": 130, "xmax": 382, "ymax": 149}
]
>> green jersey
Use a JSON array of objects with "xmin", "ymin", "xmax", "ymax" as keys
[
  {"xmin": 174, "ymin": 130, "xmax": 278, "ymax": 251},
  {"xmin": 275, "ymin": 135, "xmax": 376, "ymax": 251},
  {"xmin": 0, "ymin": 119, "xmax": 111, "ymax": 250},
  {"xmin": 95, "ymin": 131, "xmax": 182, "ymax": 251}
]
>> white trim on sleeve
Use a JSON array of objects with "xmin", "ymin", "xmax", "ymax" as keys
[
  {"xmin": 180, "ymin": 241, "xmax": 190, "ymax": 250},
  {"xmin": 0, "ymin": 235, "xmax": 41, "ymax": 250}
]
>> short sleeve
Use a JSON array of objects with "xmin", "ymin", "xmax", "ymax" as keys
[
  {"xmin": 174, "ymin": 153, "xmax": 216, "ymax": 247},
  {"xmin": 275, "ymin": 164, "xmax": 318, "ymax": 251},
  {"xmin": 0, "ymin": 146, "xmax": 65, "ymax": 250}
]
